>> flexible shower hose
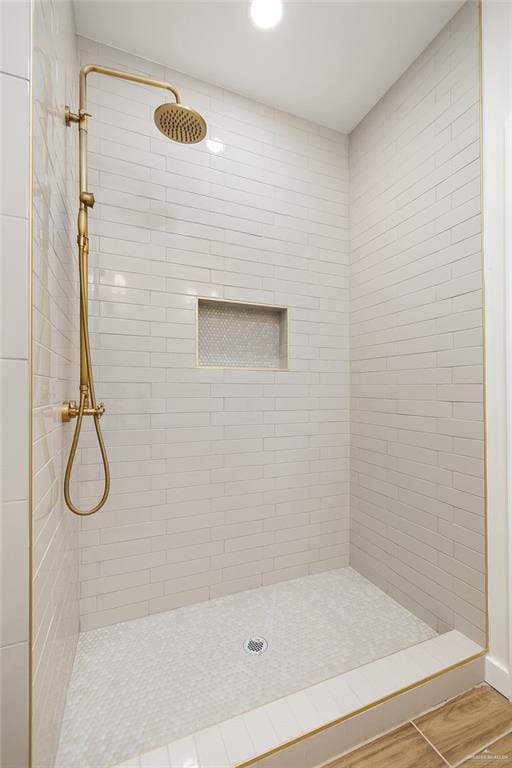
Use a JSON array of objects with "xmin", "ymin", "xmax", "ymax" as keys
[{"xmin": 63, "ymin": 242, "xmax": 110, "ymax": 516}]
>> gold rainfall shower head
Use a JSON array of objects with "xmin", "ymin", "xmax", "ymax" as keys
[{"xmin": 154, "ymin": 102, "xmax": 207, "ymax": 144}]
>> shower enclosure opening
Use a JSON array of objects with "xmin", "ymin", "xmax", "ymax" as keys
[{"xmin": 28, "ymin": 1, "xmax": 487, "ymax": 767}]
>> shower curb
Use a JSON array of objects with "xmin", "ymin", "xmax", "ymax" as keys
[{"xmin": 112, "ymin": 630, "xmax": 484, "ymax": 768}]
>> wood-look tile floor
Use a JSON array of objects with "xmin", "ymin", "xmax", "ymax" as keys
[{"xmin": 327, "ymin": 685, "xmax": 512, "ymax": 768}]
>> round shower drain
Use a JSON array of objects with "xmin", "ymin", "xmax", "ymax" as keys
[{"xmin": 244, "ymin": 637, "xmax": 268, "ymax": 656}]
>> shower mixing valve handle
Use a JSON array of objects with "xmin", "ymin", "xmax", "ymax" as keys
[{"xmin": 61, "ymin": 400, "xmax": 106, "ymax": 422}]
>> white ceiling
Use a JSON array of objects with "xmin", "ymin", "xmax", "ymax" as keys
[{"xmin": 73, "ymin": 0, "xmax": 464, "ymax": 133}]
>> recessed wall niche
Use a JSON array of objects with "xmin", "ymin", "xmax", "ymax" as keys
[{"xmin": 197, "ymin": 298, "xmax": 288, "ymax": 370}]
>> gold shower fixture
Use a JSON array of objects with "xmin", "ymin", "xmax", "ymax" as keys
[{"xmin": 62, "ymin": 64, "xmax": 207, "ymax": 516}]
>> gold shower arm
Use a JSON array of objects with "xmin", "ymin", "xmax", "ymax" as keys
[
  {"xmin": 79, "ymin": 64, "xmax": 182, "ymax": 109},
  {"xmin": 66, "ymin": 64, "xmax": 182, "ymax": 125}
]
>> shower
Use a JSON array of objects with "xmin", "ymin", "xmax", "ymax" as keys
[
  {"xmin": 15, "ymin": 2, "xmax": 489, "ymax": 766},
  {"xmin": 61, "ymin": 64, "xmax": 207, "ymax": 516}
]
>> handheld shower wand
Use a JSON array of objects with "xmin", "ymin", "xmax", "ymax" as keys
[{"xmin": 62, "ymin": 64, "xmax": 207, "ymax": 515}]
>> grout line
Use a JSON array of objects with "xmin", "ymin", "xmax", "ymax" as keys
[
  {"xmin": 0, "ymin": 68, "xmax": 30, "ymax": 82},
  {"xmin": 410, "ymin": 720, "xmax": 451, "ymax": 767},
  {"xmin": 450, "ymin": 726, "xmax": 512, "ymax": 768}
]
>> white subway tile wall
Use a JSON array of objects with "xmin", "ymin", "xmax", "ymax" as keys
[
  {"xmin": 0, "ymin": 2, "xmax": 31, "ymax": 766},
  {"xmin": 349, "ymin": 2, "xmax": 484, "ymax": 645},
  {"xmin": 75, "ymin": 37, "xmax": 351, "ymax": 630},
  {"xmin": 32, "ymin": 1, "xmax": 81, "ymax": 765}
]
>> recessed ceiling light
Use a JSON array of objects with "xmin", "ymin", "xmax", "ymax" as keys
[{"xmin": 250, "ymin": 0, "xmax": 283, "ymax": 30}]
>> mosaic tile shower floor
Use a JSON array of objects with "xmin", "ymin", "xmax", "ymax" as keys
[{"xmin": 56, "ymin": 567, "xmax": 437, "ymax": 768}]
